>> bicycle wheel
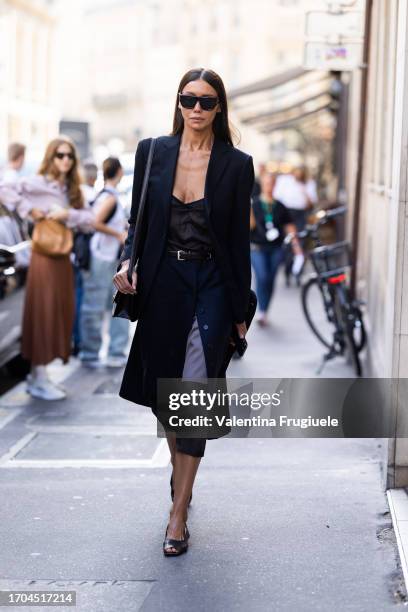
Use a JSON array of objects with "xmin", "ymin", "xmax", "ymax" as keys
[
  {"xmin": 351, "ymin": 305, "xmax": 366, "ymax": 353},
  {"xmin": 301, "ymin": 276, "xmax": 334, "ymax": 349},
  {"xmin": 333, "ymin": 285, "xmax": 362, "ymax": 377},
  {"xmin": 335, "ymin": 285, "xmax": 366, "ymax": 353}
]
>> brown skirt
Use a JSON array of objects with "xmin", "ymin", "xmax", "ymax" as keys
[{"xmin": 22, "ymin": 250, "xmax": 74, "ymax": 366}]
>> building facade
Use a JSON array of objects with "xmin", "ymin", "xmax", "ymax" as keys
[
  {"xmin": 344, "ymin": 0, "xmax": 408, "ymax": 487},
  {"xmin": 56, "ymin": 0, "xmax": 324, "ymax": 156},
  {"xmin": 0, "ymin": 0, "xmax": 59, "ymax": 165}
]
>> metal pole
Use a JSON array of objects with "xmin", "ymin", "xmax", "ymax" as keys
[{"xmin": 350, "ymin": 0, "xmax": 374, "ymax": 296}]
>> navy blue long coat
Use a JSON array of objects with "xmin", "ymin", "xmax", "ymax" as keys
[{"xmin": 118, "ymin": 133, "xmax": 254, "ymax": 412}]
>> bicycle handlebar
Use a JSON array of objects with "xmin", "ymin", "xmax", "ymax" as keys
[
  {"xmin": 284, "ymin": 206, "xmax": 347, "ymax": 244},
  {"xmin": 316, "ymin": 206, "xmax": 347, "ymax": 221}
]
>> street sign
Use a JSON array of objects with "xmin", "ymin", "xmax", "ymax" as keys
[
  {"xmin": 305, "ymin": 10, "xmax": 364, "ymax": 40},
  {"xmin": 324, "ymin": 0, "xmax": 360, "ymax": 6},
  {"xmin": 304, "ymin": 41, "xmax": 363, "ymax": 71}
]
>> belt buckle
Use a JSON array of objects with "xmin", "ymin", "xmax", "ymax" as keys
[{"xmin": 177, "ymin": 250, "xmax": 186, "ymax": 261}]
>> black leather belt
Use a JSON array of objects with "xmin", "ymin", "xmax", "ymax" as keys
[{"xmin": 167, "ymin": 249, "xmax": 213, "ymax": 261}]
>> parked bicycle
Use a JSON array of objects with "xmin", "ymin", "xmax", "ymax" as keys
[{"xmin": 286, "ymin": 206, "xmax": 366, "ymax": 376}]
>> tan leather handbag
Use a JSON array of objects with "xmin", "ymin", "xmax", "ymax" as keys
[{"xmin": 32, "ymin": 218, "xmax": 73, "ymax": 257}]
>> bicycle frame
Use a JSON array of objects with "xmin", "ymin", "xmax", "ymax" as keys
[{"xmin": 296, "ymin": 206, "xmax": 365, "ymax": 375}]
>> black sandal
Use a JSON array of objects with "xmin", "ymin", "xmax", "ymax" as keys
[
  {"xmin": 170, "ymin": 472, "xmax": 192, "ymax": 505},
  {"xmin": 163, "ymin": 523, "xmax": 190, "ymax": 557}
]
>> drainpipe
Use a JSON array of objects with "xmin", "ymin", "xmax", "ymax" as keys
[{"xmin": 350, "ymin": 0, "xmax": 374, "ymax": 296}]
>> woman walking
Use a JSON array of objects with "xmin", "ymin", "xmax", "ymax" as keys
[
  {"xmin": 113, "ymin": 68, "xmax": 254, "ymax": 556},
  {"xmin": 250, "ymin": 171, "xmax": 302, "ymax": 327},
  {"xmin": 0, "ymin": 137, "xmax": 94, "ymax": 399}
]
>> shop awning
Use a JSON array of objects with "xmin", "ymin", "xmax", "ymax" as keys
[
  {"xmin": 228, "ymin": 67, "xmax": 308, "ymax": 99},
  {"xmin": 228, "ymin": 66, "xmax": 332, "ymax": 132}
]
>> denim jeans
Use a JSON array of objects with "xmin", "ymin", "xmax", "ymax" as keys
[
  {"xmin": 250, "ymin": 246, "xmax": 284, "ymax": 312},
  {"xmin": 72, "ymin": 264, "xmax": 83, "ymax": 350},
  {"xmin": 80, "ymin": 254, "xmax": 129, "ymax": 361},
  {"xmin": 284, "ymin": 208, "xmax": 307, "ymax": 279}
]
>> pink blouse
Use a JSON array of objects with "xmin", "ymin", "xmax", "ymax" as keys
[{"xmin": 0, "ymin": 174, "xmax": 94, "ymax": 231}]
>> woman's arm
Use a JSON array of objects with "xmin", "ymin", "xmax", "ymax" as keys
[
  {"xmin": 0, "ymin": 177, "xmax": 93, "ymax": 231},
  {"xmin": 92, "ymin": 195, "xmax": 124, "ymax": 241},
  {"xmin": 249, "ymin": 206, "xmax": 257, "ymax": 230},
  {"xmin": 0, "ymin": 177, "xmax": 42, "ymax": 216},
  {"xmin": 228, "ymin": 155, "xmax": 255, "ymax": 325},
  {"xmin": 49, "ymin": 206, "xmax": 95, "ymax": 232}
]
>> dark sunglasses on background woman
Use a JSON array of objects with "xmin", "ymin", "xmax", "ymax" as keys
[{"xmin": 54, "ymin": 152, "xmax": 75, "ymax": 160}]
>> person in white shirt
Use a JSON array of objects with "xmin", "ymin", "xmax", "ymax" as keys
[
  {"xmin": 79, "ymin": 157, "xmax": 129, "ymax": 368},
  {"xmin": 1, "ymin": 142, "xmax": 26, "ymax": 183},
  {"xmin": 80, "ymin": 162, "xmax": 98, "ymax": 206},
  {"xmin": 273, "ymin": 165, "xmax": 317, "ymax": 285},
  {"xmin": 273, "ymin": 165, "xmax": 317, "ymax": 231}
]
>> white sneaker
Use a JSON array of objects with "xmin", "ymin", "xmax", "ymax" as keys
[
  {"xmin": 26, "ymin": 377, "xmax": 67, "ymax": 401},
  {"xmin": 27, "ymin": 373, "xmax": 66, "ymax": 394},
  {"xmin": 105, "ymin": 355, "xmax": 127, "ymax": 368}
]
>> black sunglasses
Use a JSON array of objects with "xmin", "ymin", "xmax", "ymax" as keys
[
  {"xmin": 55, "ymin": 152, "xmax": 74, "ymax": 160},
  {"xmin": 179, "ymin": 93, "xmax": 219, "ymax": 111}
]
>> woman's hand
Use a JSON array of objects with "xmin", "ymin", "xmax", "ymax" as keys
[
  {"xmin": 229, "ymin": 321, "xmax": 247, "ymax": 348},
  {"xmin": 30, "ymin": 208, "xmax": 46, "ymax": 221},
  {"xmin": 47, "ymin": 208, "xmax": 69, "ymax": 222},
  {"xmin": 235, "ymin": 321, "xmax": 247, "ymax": 339},
  {"xmin": 116, "ymin": 231, "xmax": 128, "ymax": 245},
  {"xmin": 113, "ymin": 259, "xmax": 137, "ymax": 294}
]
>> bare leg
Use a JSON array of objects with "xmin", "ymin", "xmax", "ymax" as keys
[
  {"xmin": 166, "ymin": 432, "xmax": 177, "ymax": 467},
  {"xmin": 165, "ymin": 450, "xmax": 202, "ymax": 553},
  {"xmin": 164, "ymin": 315, "xmax": 206, "ymax": 551}
]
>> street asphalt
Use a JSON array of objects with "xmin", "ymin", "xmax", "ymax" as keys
[{"xmin": 0, "ymin": 272, "xmax": 404, "ymax": 611}]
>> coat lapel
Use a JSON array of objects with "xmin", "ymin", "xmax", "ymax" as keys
[
  {"xmin": 159, "ymin": 133, "xmax": 233, "ymax": 223},
  {"xmin": 204, "ymin": 137, "xmax": 233, "ymax": 214}
]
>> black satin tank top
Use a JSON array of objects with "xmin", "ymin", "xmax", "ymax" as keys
[{"xmin": 167, "ymin": 194, "xmax": 212, "ymax": 252}]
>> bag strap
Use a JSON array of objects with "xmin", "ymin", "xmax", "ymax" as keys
[
  {"xmin": 104, "ymin": 198, "xmax": 118, "ymax": 225},
  {"xmin": 91, "ymin": 188, "xmax": 118, "ymax": 224},
  {"xmin": 127, "ymin": 138, "xmax": 156, "ymax": 283},
  {"xmin": 89, "ymin": 188, "xmax": 107, "ymax": 207}
]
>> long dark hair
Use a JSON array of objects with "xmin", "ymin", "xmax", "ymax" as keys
[{"xmin": 170, "ymin": 68, "xmax": 239, "ymax": 146}]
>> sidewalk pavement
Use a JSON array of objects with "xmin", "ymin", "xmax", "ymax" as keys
[{"xmin": 0, "ymin": 272, "xmax": 405, "ymax": 611}]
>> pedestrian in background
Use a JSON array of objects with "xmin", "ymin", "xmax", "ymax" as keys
[
  {"xmin": 0, "ymin": 137, "xmax": 94, "ymax": 400},
  {"xmin": 250, "ymin": 171, "xmax": 302, "ymax": 327},
  {"xmin": 1, "ymin": 142, "xmax": 26, "ymax": 184},
  {"xmin": 273, "ymin": 165, "xmax": 317, "ymax": 284},
  {"xmin": 80, "ymin": 157, "xmax": 129, "ymax": 368},
  {"xmin": 81, "ymin": 161, "xmax": 98, "ymax": 205},
  {"xmin": 273, "ymin": 165, "xmax": 317, "ymax": 230},
  {"xmin": 251, "ymin": 161, "xmax": 266, "ymax": 198},
  {"xmin": 0, "ymin": 142, "xmax": 30, "ymax": 267},
  {"xmin": 72, "ymin": 161, "xmax": 99, "ymax": 355}
]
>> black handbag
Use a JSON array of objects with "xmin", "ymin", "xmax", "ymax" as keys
[{"xmin": 112, "ymin": 138, "xmax": 156, "ymax": 321}]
